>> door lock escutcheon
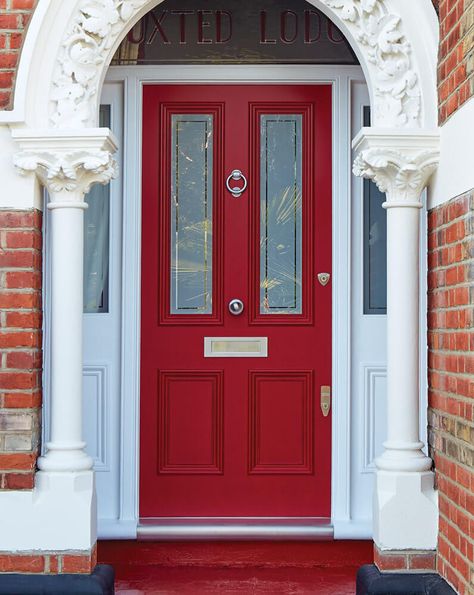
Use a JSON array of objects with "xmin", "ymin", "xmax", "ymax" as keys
[
  {"xmin": 317, "ymin": 273, "xmax": 331, "ymax": 287},
  {"xmin": 320, "ymin": 386, "xmax": 331, "ymax": 417}
]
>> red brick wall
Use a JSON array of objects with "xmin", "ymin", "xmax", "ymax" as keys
[
  {"xmin": 0, "ymin": 545, "xmax": 97, "ymax": 574},
  {"xmin": 438, "ymin": 0, "xmax": 474, "ymax": 124},
  {"xmin": 0, "ymin": 0, "xmax": 37, "ymax": 110},
  {"xmin": 0, "ymin": 210, "xmax": 42, "ymax": 490},
  {"xmin": 428, "ymin": 191, "xmax": 474, "ymax": 595}
]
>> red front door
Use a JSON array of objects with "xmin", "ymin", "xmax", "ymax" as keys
[{"xmin": 141, "ymin": 84, "xmax": 332, "ymax": 519}]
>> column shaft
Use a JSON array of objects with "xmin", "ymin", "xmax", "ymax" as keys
[
  {"xmin": 38, "ymin": 194, "xmax": 93, "ymax": 472},
  {"xmin": 386, "ymin": 205, "xmax": 420, "ymax": 445}
]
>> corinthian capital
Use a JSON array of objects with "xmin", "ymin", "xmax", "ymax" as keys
[
  {"xmin": 12, "ymin": 129, "xmax": 118, "ymax": 198},
  {"xmin": 352, "ymin": 129, "xmax": 440, "ymax": 205}
]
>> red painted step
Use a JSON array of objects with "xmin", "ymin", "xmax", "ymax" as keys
[
  {"xmin": 114, "ymin": 566, "xmax": 361, "ymax": 594},
  {"xmin": 98, "ymin": 540, "xmax": 373, "ymax": 568},
  {"xmin": 99, "ymin": 541, "xmax": 372, "ymax": 594}
]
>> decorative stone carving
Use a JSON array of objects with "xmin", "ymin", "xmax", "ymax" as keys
[
  {"xmin": 353, "ymin": 147, "xmax": 439, "ymax": 202},
  {"xmin": 50, "ymin": 0, "xmax": 149, "ymax": 128},
  {"xmin": 50, "ymin": 0, "xmax": 422, "ymax": 129},
  {"xmin": 14, "ymin": 149, "xmax": 118, "ymax": 195},
  {"xmin": 322, "ymin": 0, "xmax": 420, "ymax": 128}
]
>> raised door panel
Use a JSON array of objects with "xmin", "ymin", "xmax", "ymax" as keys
[
  {"xmin": 158, "ymin": 371, "xmax": 223, "ymax": 474},
  {"xmin": 249, "ymin": 371, "xmax": 314, "ymax": 474}
]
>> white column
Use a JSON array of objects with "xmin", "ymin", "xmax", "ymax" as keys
[
  {"xmin": 39, "ymin": 191, "xmax": 92, "ymax": 472},
  {"xmin": 353, "ymin": 129, "xmax": 440, "ymax": 551},
  {"xmin": 9, "ymin": 129, "xmax": 117, "ymax": 551}
]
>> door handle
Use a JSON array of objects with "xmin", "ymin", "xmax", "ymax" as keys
[
  {"xmin": 228, "ymin": 299, "xmax": 245, "ymax": 315},
  {"xmin": 320, "ymin": 386, "xmax": 331, "ymax": 417}
]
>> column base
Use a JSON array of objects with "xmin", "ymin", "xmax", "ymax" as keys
[
  {"xmin": 0, "ymin": 471, "xmax": 96, "ymax": 551},
  {"xmin": 0, "ymin": 565, "xmax": 114, "ymax": 594},
  {"xmin": 374, "ymin": 471, "xmax": 438, "ymax": 550},
  {"xmin": 356, "ymin": 565, "xmax": 456, "ymax": 594},
  {"xmin": 38, "ymin": 443, "xmax": 93, "ymax": 472}
]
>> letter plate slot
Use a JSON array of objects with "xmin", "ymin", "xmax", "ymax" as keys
[{"xmin": 204, "ymin": 337, "xmax": 268, "ymax": 358}]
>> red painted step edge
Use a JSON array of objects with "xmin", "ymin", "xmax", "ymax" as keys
[{"xmin": 98, "ymin": 540, "xmax": 373, "ymax": 569}]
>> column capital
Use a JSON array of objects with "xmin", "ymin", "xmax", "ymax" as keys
[
  {"xmin": 12, "ymin": 128, "xmax": 118, "ymax": 201},
  {"xmin": 353, "ymin": 128, "xmax": 440, "ymax": 206}
]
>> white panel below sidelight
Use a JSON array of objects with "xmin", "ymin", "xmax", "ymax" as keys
[
  {"xmin": 204, "ymin": 337, "xmax": 268, "ymax": 358},
  {"xmin": 83, "ymin": 365, "xmax": 109, "ymax": 472},
  {"xmin": 362, "ymin": 365, "xmax": 387, "ymax": 474}
]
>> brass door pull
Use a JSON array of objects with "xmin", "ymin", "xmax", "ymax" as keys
[{"xmin": 320, "ymin": 385, "xmax": 331, "ymax": 417}]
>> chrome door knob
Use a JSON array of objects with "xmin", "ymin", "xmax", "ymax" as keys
[{"xmin": 228, "ymin": 299, "xmax": 244, "ymax": 315}]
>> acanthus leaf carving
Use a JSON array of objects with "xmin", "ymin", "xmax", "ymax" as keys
[
  {"xmin": 353, "ymin": 147, "xmax": 439, "ymax": 201},
  {"xmin": 14, "ymin": 149, "xmax": 118, "ymax": 195},
  {"xmin": 321, "ymin": 0, "xmax": 421, "ymax": 127},
  {"xmin": 50, "ymin": 0, "xmax": 422, "ymax": 129},
  {"xmin": 51, "ymin": 0, "xmax": 149, "ymax": 128}
]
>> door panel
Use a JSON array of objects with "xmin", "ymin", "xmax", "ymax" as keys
[
  {"xmin": 249, "ymin": 371, "xmax": 314, "ymax": 474},
  {"xmin": 141, "ymin": 85, "xmax": 332, "ymax": 519},
  {"xmin": 157, "ymin": 103, "xmax": 224, "ymax": 325}
]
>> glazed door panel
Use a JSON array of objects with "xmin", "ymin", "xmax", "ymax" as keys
[{"xmin": 141, "ymin": 85, "xmax": 332, "ymax": 518}]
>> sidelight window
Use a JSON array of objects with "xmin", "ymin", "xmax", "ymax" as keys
[
  {"xmin": 84, "ymin": 105, "xmax": 111, "ymax": 314},
  {"xmin": 363, "ymin": 106, "xmax": 387, "ymax": 315}
]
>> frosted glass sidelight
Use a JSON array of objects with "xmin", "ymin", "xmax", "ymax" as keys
[
  {"xmin": 84, "ymin": 105, "xmax": 111, "ymax": 314},
  {"xmin": 362, "ymin": 106, "xmax": 387, "ymax": 315},
  {"xmin": 363, "ymin": 178, "xmax": 387, "ymax": 314},
  {"xmin": 260, "ymin": 115, "xmax": 303, "ymax": 315},
  {"xmin": 171, "ymin": 114, "xmax": 213, "ymax": 314}
]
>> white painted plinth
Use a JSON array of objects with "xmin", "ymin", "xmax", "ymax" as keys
[
  {"xmin": 374, "ymin": 471, "xmax": 438, "ymax": 550},
  {"xmin": 0, "ymin": 471, "xmax": 96, "ymax": 551}
]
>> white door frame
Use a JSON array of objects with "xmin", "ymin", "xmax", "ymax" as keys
[{"xmin": 99, "ymin": 64, "xmax": 366, "ymax": 539}]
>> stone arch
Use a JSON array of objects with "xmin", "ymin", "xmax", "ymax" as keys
[{"xmin": 11, "ymin": 0, "xmax": 438, "ymax": 131}]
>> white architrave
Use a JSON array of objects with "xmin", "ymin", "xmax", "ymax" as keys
[
  {"xmin": 353, "ymin": 129, "xmax": 440, "ymax": 549},
  {"xmin": 0, "ymin": 0, "xmax": 440, "ymax": 553}
]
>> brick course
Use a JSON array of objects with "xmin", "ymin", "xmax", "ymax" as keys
[
  {"xmin": 374, "ymin": 546, "xmax": 437, "ymax": 573},
  {"xmin": 0, "ymin": 0, "xmax": 36, "ymax": 110},
  {"xmin": 428, "ymin": 190, "xmax": 474, "ymax": 595},
  {"xmin": 0, "ymin": 545, "xmax": 97, "ymax": 575},
  {"xmin": 0, "ymin": 210, "xmax": 42, "ymax": 491},
  {"xmin": 438, "ymin": 0, "xmax": 474, "ymax": 124}
]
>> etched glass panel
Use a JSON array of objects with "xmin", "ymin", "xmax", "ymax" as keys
[
  {"xmin": 84, "ymin": 105, "xmax": 111, "ymax": 314},
  {"xmin": 171, "ymin": 114, "xmax": 213, "ymax": 314},
  {"xmin": 260, "ymin": 114, "xmax": 303, "ymax": 315}
]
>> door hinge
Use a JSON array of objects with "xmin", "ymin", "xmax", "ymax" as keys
[{"xmin": 320, "ymin": 386, "xmax": 331, "ymax": 417}]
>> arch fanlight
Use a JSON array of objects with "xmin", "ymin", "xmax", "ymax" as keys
[{"xmin": 51, "ymin": 0, "xmax": 421, "ymax": 129}]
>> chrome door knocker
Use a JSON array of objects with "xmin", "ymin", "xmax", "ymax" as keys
[{"xmin": 226, "ymin": 169, "xmax": 248, "ymax": 198}]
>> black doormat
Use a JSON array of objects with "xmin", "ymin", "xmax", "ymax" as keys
[
  {"xmin": 357, "ymin": 564, "xmax": 456, "ymax": 595},
  {"xmin": 0, "ymin": 564, "xmax": 114, "ymax": 594}
]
